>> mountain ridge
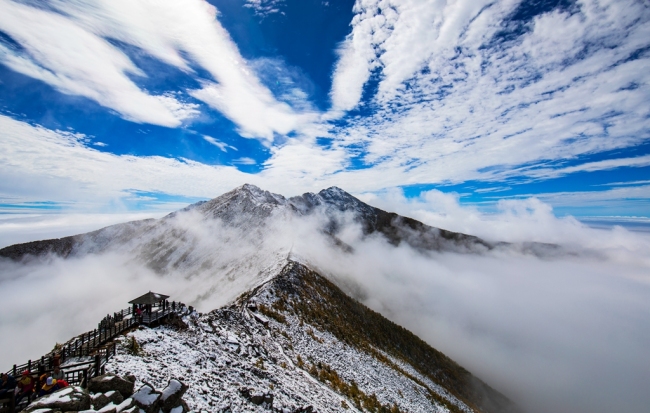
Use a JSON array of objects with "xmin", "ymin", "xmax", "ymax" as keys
[{"xmin": 0, "ymin": 184, "xmax": 499, "ymax": 262}]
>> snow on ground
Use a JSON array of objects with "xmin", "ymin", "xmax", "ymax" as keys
[{"xmin": 105, "ymin": 301, "xmax": 469, "ymax": 412}]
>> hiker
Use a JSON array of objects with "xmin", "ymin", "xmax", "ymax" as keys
[
  {"xmin": 38, "ymin": 377, "xmax": 58, "ymax": 397},
  {"xmin": 51, "ymin": 367, "xmax": 64, "ymax": 381},
  {"xmin": 15, "ymin": 371, "xmax": 34, "ymax": 404},
  {"xmin": 0, "ymin": 373, "xmax": 16, "ymax": 398}
]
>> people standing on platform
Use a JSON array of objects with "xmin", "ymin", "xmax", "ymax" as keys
[
  {"xmin": 0, "ymin": 373, "xmax": 16, "ymax": 398},
  {"xmin": 15, "ymin": 371, "xmax": 34, "ymax": 404}
]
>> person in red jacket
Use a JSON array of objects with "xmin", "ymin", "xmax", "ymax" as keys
[{"xmin": 15, "ymin": 371, "xmax": 34, "ymax": 404}]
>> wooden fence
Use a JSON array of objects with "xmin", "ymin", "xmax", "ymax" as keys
[{"xmin": 5, "ymin": 302, "xmax": 185, "ymax": 386}]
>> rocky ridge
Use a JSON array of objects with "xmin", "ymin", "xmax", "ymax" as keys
[{"xmin": 96, "ymin": 259, "xmax": 518, "ymax": 413}]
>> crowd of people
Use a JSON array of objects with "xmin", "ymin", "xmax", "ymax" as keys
[
  {"xmin": 131, "ymin": 300, "xmax": 182, "ymax": 320},
  {"xmin": 0, "ymin": 365, "xmax": 69, "ymax": 406},
  {"xmin": 99, "ymin": 311, "xmax": 125, "ymax": 331}
]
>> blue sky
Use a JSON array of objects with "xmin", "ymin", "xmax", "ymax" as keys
[{"xmin": 0, "ymin": 0, "xmax": 649, "ymax": 223}]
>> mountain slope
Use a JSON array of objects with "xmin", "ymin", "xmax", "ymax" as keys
[{"xmin": 105, "ymin": 258, "xmax": 518, "ymax": 413}]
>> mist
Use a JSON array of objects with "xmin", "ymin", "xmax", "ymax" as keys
[
  {"xmin": 1, "ymin": 195, "xmax": 649, "ymax": 413},
  {"xmin": 289, "ymin": 194, "xmax": 650, "ymax": 413}
]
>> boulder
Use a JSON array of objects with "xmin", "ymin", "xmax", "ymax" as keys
[
  {"xmin": 159, "ymin": 379, "xmax": 188, "ymax": 413},
  {"xmin": 91, "ymin": 390, "xmax": 123, "ymax": 410},
  {"xmin": 105, "ymin": 390, "xmax": 124, "ymax": 405},
  {"xmin": 113, "ymin": 397, "xmax": 136, "ymax": 413},
  {"xmin": 131, "ymin": 383, "xmax": 161, "ymax": 413},
  {"xmin": 250, "ymin": 391, "xmax": 265, "ymax": 405},
  {"xmin": 91, "ymin": 392, "xmax": 110, "ymax": 410},
  {"xmin": 88, "ymin": 374, "xmax": 135, "ymax": 399},
  {"xmin": 21, "ymin": 386, "xmax": 90, "ymax": 412}
]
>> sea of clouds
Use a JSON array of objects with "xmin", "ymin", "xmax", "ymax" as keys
[{"xmin": 1, "ymin": 193, "xmax": 649, "ymax": 413}]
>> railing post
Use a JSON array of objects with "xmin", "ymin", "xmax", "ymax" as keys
[
  {"xmin": 28, "ymin": 360, "xmax": 31, "ymax": 372},
  {"xmin": 13, "ymin": 364, "xmax": 16, "ymax": 376},
  {"xmin": 94, "ymin": 355, "xmax": 100, "ymax": 378},
  {"xmin": 82, "ymin": 368, "xmax": 88, "ymax": 388}
]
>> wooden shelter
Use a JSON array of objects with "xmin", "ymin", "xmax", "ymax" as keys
[{"xmin": 128, "ymin": 291, "xmax": 170, "ymax": 305}]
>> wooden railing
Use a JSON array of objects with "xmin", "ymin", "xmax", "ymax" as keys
[{"xmin": 5, "ymin": 302, "xmax": 187, "ymax": 385}]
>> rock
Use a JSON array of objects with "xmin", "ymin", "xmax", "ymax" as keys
[
  {"xmin": 22, "ymin": 386, "xmax": 90, "ymax": 412},
  {"xmin": 91, "ymin": 392, "xmax": 110, "ymax": 410},
  {"xmin": 96, "ymin": 403, "xmax": 118, "ymax": 413},
  {"xmin": 164, "ymin": 313, "xmax": 188, "ymax": 330},
  {"xmin": 88, "ymin": 374, "xmax": 135, "ymax": 399},
  {"xmin": 159, "ymin": 379, "xmax": 188, "ymax": 413},
  {"xmin": 250, "ymin": 391, "xmax": 265, "ymax": 405},
  {"xmin": 239, "ymin": 387, "xmax": 273, "ymax": 407},
  {"xmin": 252, "ymin": 313, "xmax": 269, "ymax": 327},
  {"xmin": 113, "ymin": 397, "xmax": 136, "ymax": 413},
  {"xmin": 264, "ymin": 392, "xmax": 273, "ymax": 406},
  {"xmin": 131, "ymin": 383, "xmax": 161, "ymax": 413},
  {"xmin": 105, "ymin": 390, "xmax": 124, "ymax": 405}
]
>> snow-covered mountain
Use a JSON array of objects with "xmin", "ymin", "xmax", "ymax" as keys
[
  {"xmin": 2, "ymin": 185, "xmax": 522, "ymax": 412},
  {"xmin": 104, "ymin": 259, "xmax": 517, "ymax": 413},
  {"xmin": 0, "ymin": 183, "xmax": 562, "ymax": 316},
  {"xmin": 0, "ymin": 184, "xmax": 507, "ymax": 306}
]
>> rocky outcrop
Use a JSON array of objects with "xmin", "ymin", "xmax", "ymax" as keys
[
  {"xmin": 20, "ymin": 376, "xmax": 188, "ymax": 413},
  {"xmin": 89, "ymin": 374, "xmax": 135, "ymax": 399},
  {"xmin": 132, "ymin": 380, "xmax": 189, "ymax": 413},
  {"xmin": 20, "ymin": 386, "xmax": 90, "ymax": 412}
]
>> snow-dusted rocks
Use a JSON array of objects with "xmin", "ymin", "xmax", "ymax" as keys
[
  {"xmin": 159, "ymin": 379, "xmax": 188, "ymax": 412},
  {"xmin": 89, "ymin": 374, "xmax": 135, "ymax": 399},
  {"xmin": 131, "ymin": 380, "xmax": 189, "ymax": 413},
  {"xmin": 132, "ymin": 383, "xmax": 160, "ymax": 413},
  {"xmin": 91, "ymin": 389, "xmax": 124, "ymax": 411},
  {"xmin": 239, "ymin": 387, "xmax": 273, "ymax": 407},
  {"xmin": 20, "ymin": 386, "xmax": 90, "ymax": 412}
]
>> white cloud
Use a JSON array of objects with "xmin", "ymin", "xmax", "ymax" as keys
[
  {"xmin": 0, "ymin": 212, "xmax": 166, "ymax": 249},
  {"xmin": 524, "ymin": 155, "xmax": 650, "ymax": 179},
  {"xmin": 244, "ymin": 0, "xmax": 285, "ymax": 17},
  {"xmin": 328, "ymin": 0, "xmax": 650, "ymax": 184},
  {"xmin": 0, "ymin": 115, "xmax": 249, "ymax": 203},
  {"xmin": 232, "ymin": 157, "xmax": 257, "ymax": 165},
  {"xmin": 0, "ymin": 115, "xmax": 347, "ymax": 208},
  {"xmin": 358, "ymin": 187, "xmax": 650, "ymax": 252},
  {"xmin": 202, "ymin": 135, "xmax": 236, "ymax": 152},
  {"xmin": 55, "ymin": 0, "xmax": 316, "ymax": 141},
  {"xmin": 0, "ymin": 0, "xmax": 314, "ymax": 139},
  {"xmin": 0, "ymin": 0, "xmax": 197, "ymax": 127}
]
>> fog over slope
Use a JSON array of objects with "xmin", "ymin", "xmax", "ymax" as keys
[{"xmin": 1, "ymin": 185, "xmax": 649, "ymax": 413}]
